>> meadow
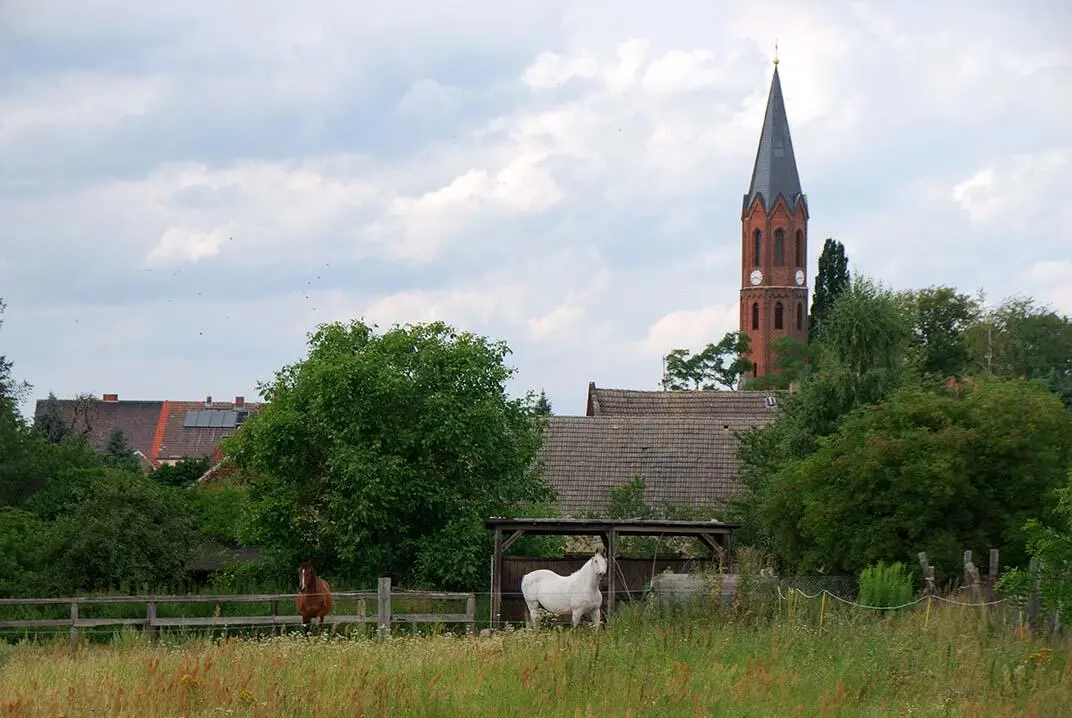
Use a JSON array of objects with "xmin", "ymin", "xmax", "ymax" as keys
[{"xmin": 1, "ymin": 596, "xmax": 1070, "ymax": 717}]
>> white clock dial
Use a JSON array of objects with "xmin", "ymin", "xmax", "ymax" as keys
[
  {"xmin": 795, "ymin": 269, "xmax": 805, "ymax": 286},
  {"xmin": 749, "ymin": 269, "xmax": 763, "ymax": 286}
]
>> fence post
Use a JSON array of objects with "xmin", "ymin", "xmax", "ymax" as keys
[
  {"xmin": 964, "ymin": 550, "xmax": 980, "ymax": 601},
  {"xmin": 70, "ymin": 602, "xmax": 78, "ymax": 655},
  {"xmin": 1027, "ymin": 559, "xmax": 1040, "ymax": 632},
  {"xmin": 377, "ymin": 577, "xmax": 392, "ymax": 642},
  {"xmin": 270, "ymin": 600, "xmax": 278, "ymax": 635},
  {"xmin": 146, "ymin": 601, "xmax": 157, "ymax": 642},
  {"xmin": 466, "ymin": 594, "xmax": 476, "ymax": 637},
  {"xmin": 988, "ymin": 549, "xmax": 999, "ymax": 602}
]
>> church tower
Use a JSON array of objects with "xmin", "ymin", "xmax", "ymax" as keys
[{"xmin": 740, "ymin": 57, "xmax": 808, "ymax": 380}]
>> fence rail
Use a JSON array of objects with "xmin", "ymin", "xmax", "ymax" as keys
[{"xmin": 0, "ymin": 577, "xmax": 476, "ymax": 652}]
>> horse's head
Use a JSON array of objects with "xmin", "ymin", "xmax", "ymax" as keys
[
  {"xmin": 591, "ymin": 548, "xmax": 608, "ymax": 576},
  {"xmin": 298, "ymin": 560, "xmax": 316, "ymax": 592}
]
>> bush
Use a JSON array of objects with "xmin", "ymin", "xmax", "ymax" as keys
[{"xmin": 857, "ymin": 561, "xmax": 914, "ymax": 609}]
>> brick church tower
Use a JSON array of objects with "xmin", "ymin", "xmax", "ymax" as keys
[{"xmin": 739, "ymin": 58, "xmax": 808, "ymax": 380}]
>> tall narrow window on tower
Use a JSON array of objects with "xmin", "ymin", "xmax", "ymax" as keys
[
  {"xmin": 796, "ymin": 302, "xmax": 803, "ymax": 331},
  {"xmin": 774, "ymin": 229, "xmax": 785, "ymax": 266},
  {"xmin": 753, "ymin": 230, "xmax": 762, "ymax": 266},
  {"xmin": 752, "ymin": 302, "xmax": 760, "ymax": 330},
  {"xmin": 774, "ymin": 302, "xmax": 784, "ymax": 330},
  {"xmin": 795, "ymin": 230, "xmax": 804, "ymax": 268}
]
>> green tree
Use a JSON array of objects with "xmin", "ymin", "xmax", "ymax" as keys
[
  {"xmin": 661, "ymin": 331, "xmax": 753, "ymax": 390},
  {"xmin": 730, "ymin": 275, "xmax": 916, "ymax": 555},
  {"xmin": 746, "ymin": 336, "xmax": 810, "ymax": 390},
  {"xmin": 103, "ymin": 428, "xmax": 138, "ymax": 469},
  {"xmin": 533, "ymin": 389, "xmax": 553, "ymax": 416},
  {"xmin": 0, "ymin": 507, "xmax": 51, "ymax": 597},
  {"xmin": 150, "ymin": 456, "xmax": 213, "ymax": 488},
  {"xmin": 904, "ymin": 286, "xmax": 981, "ymax": 378},
  {"xmin": 33, "ymin": 393, "xmax": 73, "ymax": 444},
  {"xmin": 968, "ymin": 297, "xmax": 1072, "ymax": 409},
  {"xmin": 226, "ymin": 319, "xmax": 552, "ymax": 590},
  {"xmin": 808, "ymin": 238, "xmax": 851, "ymax": 342},
  {"xmin": 754, "ymin": 380, "xmax": 1071, "ymax": 577},
  {"xmin": 40, "ymin": 469, "xmax": 201, "ymax": 593}
]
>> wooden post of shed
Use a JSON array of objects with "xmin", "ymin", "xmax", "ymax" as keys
[
  {"xmin": 491, "ymin": 526, "xmax": 503, "ymax": 630},
  {"xmin": 70, "ymin": 602, "xmax": 78, "ymax": 655},
  {"xmin": 988, "ymin": 549, "xmax": 999, "ymax": 602},
  {"xmin": 377, "ymin": 577, "xmax": 392, "ymax": 642},
  {"xmin": 605, "ymin": 529, "xmax": 617, "ymax": 620}
]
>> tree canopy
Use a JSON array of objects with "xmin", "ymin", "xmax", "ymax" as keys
[
  {"xmin": 808, "ymin": 238, "xmax": 851, "ymax": 342},
  {"xmin": 661, "ymin": 331, "xmax": 753, "ymax": 391},
  {"xmin": 226, "ymin": 319, "xmax": 552, "ymax": 590}
]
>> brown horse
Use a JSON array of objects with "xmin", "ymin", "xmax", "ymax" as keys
[{"xmin": 296, "ymin": 560, "xmax": 333, "ymax": 631}]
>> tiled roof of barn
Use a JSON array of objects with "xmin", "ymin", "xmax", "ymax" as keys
[
  {"xmin": 586, "ymin": 383, "xmax": 782, "ymax": 420},
  {"xmin": 156, "ymin": 400, "xmax": 263, "ymax": 461},
  {"xmin": 535, "ymin": 416, "xmax": 768, "ymax": 518},
  {"xmin": 32, "ymin": 398, "xmax": 163, "ymax": 457}
]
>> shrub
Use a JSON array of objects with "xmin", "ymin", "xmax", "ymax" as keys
[{"xmin": 857, "ymin": 561, "xmax": 914, "ymax": 609}]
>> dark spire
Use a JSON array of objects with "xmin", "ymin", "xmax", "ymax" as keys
[{"xmin": 743, "ymin": 64, "xmax": 805, "ymax": 216}]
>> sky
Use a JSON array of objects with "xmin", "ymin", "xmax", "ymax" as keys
[{"xmin": 2, "ymin": 0, "xmax": 1071, "ymax": 418}]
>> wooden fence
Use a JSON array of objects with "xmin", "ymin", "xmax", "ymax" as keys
[{"xmin": 0, "ymin": 578, "xmax": 476, "ymax": 652}]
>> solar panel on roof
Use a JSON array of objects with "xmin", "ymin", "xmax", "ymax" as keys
[
  {"xmin": 222, "ymin": 411, "xmax": 238, "ymax": 427},
  {"xmin": 208, "ymin": 411, "xmax": 225, "ymax": 428},
  {"xmin": 195, "ymin": 411, "xmax": 212, "ymax": 428},
  {"xmin": 183, "ymin": 411, "xmax": 198, "ymax": 428}
]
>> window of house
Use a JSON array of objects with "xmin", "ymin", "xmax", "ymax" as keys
[
  {"xmin": 751, "ymin": 302, "xmax": 759, "ymax": 330},
  {"xmin": 774, "ymin": 302, "xmax": 784, "ymax": 330},
  {"xmin": 774, "ymin": 229, "xmax": 784, "ymax": 266}
]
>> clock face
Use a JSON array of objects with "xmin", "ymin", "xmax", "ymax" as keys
[
  {"xmin": 795, "ymin": 269, "xmax": 805, "ymax": 286},
  {"xmin": 749, "ymin": 269, "xmax": 763, "ymax": 286}
]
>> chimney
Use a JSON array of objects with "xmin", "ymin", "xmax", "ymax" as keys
[
  {"xmin": 102, "ymin": 393, "xmax": 118, "ymax": 402},
  {"xmin": 234, "ymin": 395, "xmax": 245, "ymax": 408},
  {"xmin": 205, "ymin": 395, "xmax": 212, "ymax": 406}
]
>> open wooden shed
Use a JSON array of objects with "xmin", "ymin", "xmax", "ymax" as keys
[{"xmin": 485, "ymin": 517, "xmax": 741, "ymax": 628}]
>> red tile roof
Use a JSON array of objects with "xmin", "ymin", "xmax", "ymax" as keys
[{"xmin": 32, "ymin": 395, "xmax": 263, "ymax": 465}]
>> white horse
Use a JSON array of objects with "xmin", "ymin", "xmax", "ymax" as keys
[{"xmin": 520, "ymin": 549, "xmax": 608, "ymax": 628}]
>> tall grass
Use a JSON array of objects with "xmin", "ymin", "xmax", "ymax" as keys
[
  {"xmin": 1, "ymin": 597, "xmax": 1069, "ymax": 716},
  {"xmin": 858, "ymin": 561, "xmax": 915, "ymax": 609}
]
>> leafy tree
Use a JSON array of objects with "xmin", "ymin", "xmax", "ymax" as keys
[
  {"xmin": 996, "ymin": 467, "xmax": 1072, "ymax": 627},
  {"xmin": 226, "ymin": 319, "xmax": 552, "ymax": 590},
  {"xmin": 0, "ymin": 507, "xmax": 51, "ymax": 597},
  {"xmin": 968, "ymin": 297, "xmax": 1072, "ymax": 409},
  {"xmin": 103, "ymin": 428, "xmax": 139, "ymax": 469},
  {"xmin": 808, "ymin": 238, "xmax": 851, "ymax": 342},
  {"xmin": 533, "ymin": 389, "xmax": 553, "ymax": 416},
  {"xmin": 746, "ymin": 336, "xmax": 810, "ymax": 390},
  {"xmin": 40, "ymin": 469, "xmax": 201, "ymax": 593},
  {"xmin": 188, "ymin": 484, "xmax": 251, "ymax": 545},
  {"xmin": 903, "ymin": 286, "xmax": 981, "ymax": 378},
  {"xmin": 151, "ymin": 456, "xmax": 212, "ymax": 488},
  {"xmin": 661, "ymin": 331, "xmax": 753, "ymax": 390},
  {"xmin": 33, "ymin": 393, "xmax": 73, "ymax": 444},
  {"xmin": 730, "ymin": 275, "xmax": 917, "ymax": 554},
  {"xmin": 754, "ymin": 380, "xmax": 1071, "ymax": 577}
]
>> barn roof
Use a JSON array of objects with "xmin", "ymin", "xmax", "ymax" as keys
[
  {"xmin": 535, "ymin": 415, "xmax": 769, "ymax": 517},
  {"xmin": 585, "ymin": 382, "xmax": 781, "ymax": 419}
]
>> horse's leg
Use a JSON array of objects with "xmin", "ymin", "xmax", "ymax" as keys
[
  {"xmin": 589, "ymin": 605, "xmax": 601, "ymax": 627},
  {"xmin": 571, "ymin": 607, "xmax": 585, "ymax": 628},
  {"xmin": 525, "ymin": 600, "xmax": 540, "ymax": 630}
]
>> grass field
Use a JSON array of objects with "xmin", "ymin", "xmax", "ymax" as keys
[{"xmin": 1, "ymin": 599, "xmax": 1070, "ymax": 717}]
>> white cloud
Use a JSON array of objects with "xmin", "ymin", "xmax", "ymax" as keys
[
  {"xmin": 145, "ymin": 226, "xmax": 229, "ymax": 266},
  {"xmin": 1025, "ymin": 261, "xmax": 1072, "ymax": 315},
  {"xmin": 641, "ymin": 303, "xmax": 739, "ymax": 358},
  {"xmin": 396, "ymin": 79, "xmax": 462, "ymax": 118},
  {"xmin": 952, "ymin": 150, "xmax": 1072, "ymax": 225}
]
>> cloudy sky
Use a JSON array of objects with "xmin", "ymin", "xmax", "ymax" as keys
[{"xmin": 2, "ymin": 0, "xmax": 1070, "ymax": 417}]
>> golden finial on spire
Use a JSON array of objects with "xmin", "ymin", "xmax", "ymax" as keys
[{"xmin": 773, "ymin": 39, "xmax": 779, "ymax": 66}]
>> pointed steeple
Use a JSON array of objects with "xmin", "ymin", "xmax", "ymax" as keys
[{"xmin": 743, "ymin": 64, "xmax": 805, "ymax": 216}]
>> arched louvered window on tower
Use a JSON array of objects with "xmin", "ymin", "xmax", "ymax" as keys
[
  {"xmin": 753, "ymin": 230, "xmax": 762, "ymax": 266},
  {"xmin": 795, "ymin": 230, "xmax": 804, "ymax": 268},
  {"xmin": 774, "ymin": 302, "xmax": 784, "ymax": 330},
  {"xmin": 774, "ymin": 229, "xmax": 785, "ymax": 266},
  {"xmin": 751, "ymin": 302, "xmax": 759, "ymax": 330},
  {"xmin": 796, "ymin": 302, "xmax": 803, "ymax": 331}
]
